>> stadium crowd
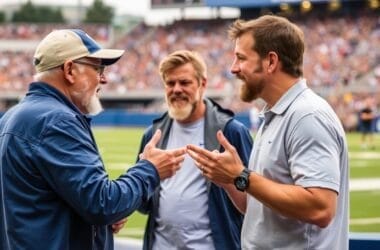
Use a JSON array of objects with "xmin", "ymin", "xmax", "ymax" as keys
[
  {"xmin": 0, "ymin": 23, "xmax": 110, "ymax": 41},
  {"xmin": 0, "ymin": 13, "xmax": 379, "ymax": 131}
]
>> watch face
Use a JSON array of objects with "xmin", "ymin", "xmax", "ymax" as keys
[
  {"xmin": 238, "ymin": 178, "xmax": 247, "ymax": 187},
  {"xmin": 235, "ymin": 177, "xmax": 248, "ymax": 191},
  {"xmin": 234, "ymin": 168, "xmax": 250, "ymax": 191}
]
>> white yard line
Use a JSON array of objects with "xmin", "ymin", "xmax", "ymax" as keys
[
  {"xmin": 350, "ymin": 178, "xmax": 380, "ymax": 191},
  {"xmin": 349, "ymin": 152, "xmax": 380, "ymax": 159},
  {"xmin": 350, "ymin": 217, "xmax": 380, "ymax": 225}
]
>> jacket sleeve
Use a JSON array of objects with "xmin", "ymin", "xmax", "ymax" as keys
[
  {"xmin": 223, "ymin": 120, "xmax": 253, "ymax": 167},
  {"xmin": 135, "ymin": 126, "xmax": 155, "ymax": 214},
  {"xmin": 35, "ymin": 117, "xmax": 159, "ymax": 225}
]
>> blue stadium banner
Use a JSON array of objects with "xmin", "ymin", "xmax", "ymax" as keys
[{"xmin": 205, "ymin": 0, "xmax": 347, "ymax": 7}]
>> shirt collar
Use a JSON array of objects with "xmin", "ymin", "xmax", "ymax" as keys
[{"xmin": 265, "ymin": 78, "xmax": 308, "ymax": 116}]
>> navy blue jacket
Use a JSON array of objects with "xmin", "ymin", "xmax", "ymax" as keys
[
  {"xmin": 137, "ymin": 98, "xmax": 253, "ymax": 250},
  {"xmin": 0, "ymin": 82, "xmax": 160, "ymax": 250}
]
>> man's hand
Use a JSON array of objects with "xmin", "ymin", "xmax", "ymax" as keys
[
  {"xmin": 187, "ymin": 130, "xmax": 244, "ymax": 184},
  {"xmin": 112, "ymin": 218, "xmax": 127, "ymax": 234},
  {"xmin": 141, "ymin": 129, "xmax": 186, "ymax": 180}
]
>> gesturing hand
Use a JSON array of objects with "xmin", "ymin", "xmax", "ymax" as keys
[
  {"xmin": 187, "ymin": 130, "xmax": 244, "ymax": 184},
  {"xmin": 141, "ymin": 129, "xmax": 186, "ymax": 180}
]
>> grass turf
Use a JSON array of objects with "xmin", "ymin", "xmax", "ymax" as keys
[{"xmin": 93, "ymin": 128, "xmax": 380, "ymax": 238}]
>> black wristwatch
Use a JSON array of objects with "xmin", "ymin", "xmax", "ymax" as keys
[{"xmin": 234, "ymin": 168, "xmax": 251, "ymax": 192}]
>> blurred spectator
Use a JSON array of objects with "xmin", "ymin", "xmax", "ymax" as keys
[{"xmin": 358, "ymin": 96, "xmax": 377, "ymax": 149}]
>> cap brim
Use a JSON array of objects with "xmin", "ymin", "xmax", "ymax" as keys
[{"xmin": 87, "ymin": 49, "xmax": 125, "ymax": 66}]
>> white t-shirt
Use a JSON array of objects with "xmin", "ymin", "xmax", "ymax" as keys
[{"xmin": 153, "ymin": 118, "xmax": 215, "ymax": 250}]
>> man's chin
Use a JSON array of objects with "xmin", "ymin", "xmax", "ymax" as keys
[
  {"xmin": 86, "ymin": 96, "xmax": 103, "ymax": 116},
  {"xmin": 88, "ymin": 108, "xmax": 103, "ymax": 116},
  {"xmin": 168, "ymin": 110, "xmax": 188, "ymax": 120},
  {"xmin": 168, "ymin": 105, "xmax": 192, "ymax": 121}
]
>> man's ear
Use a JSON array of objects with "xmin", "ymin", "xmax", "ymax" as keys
[
  {"xmin": 267, "ymin": 51, "xmax": 279, "ymax": 73},
  {"xmin": 200, "ymin": 77, "xmax": 207, "ymax": 88},
  {"xmin": 62, "ymin": 61, "xmax": 75, "ymax": 84}
]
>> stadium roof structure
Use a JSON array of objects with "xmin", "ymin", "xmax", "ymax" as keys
[{"xmin": 205, "ymin": 0, "xmax": 358, "ymax": 8}]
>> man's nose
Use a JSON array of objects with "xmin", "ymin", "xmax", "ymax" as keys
[
  {"xmin": 99, "ymin": 74, "xmax": 107, "ymax": 84},
  {"xmin": 172, "ymin": 82, "xmax": 183, "ymax": 92},
  {"xmin": 230, "ymin": 60, "xmax": 239, "ymax": 74}
]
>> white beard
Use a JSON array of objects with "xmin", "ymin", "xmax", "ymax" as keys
[
  {"xmin": 86, "ymin": 94, "xmax": 103, "ymax": 116},
  {"xmin": 167, "ymin": 100, "xmax": 193, "ymax": 121},
  {"xmin": 72, "ymin": 82, "xmax": 103, "ymax": 115},
  {"xmin": 71, "ymin": 66, "xmax": 103, "ymax": 115}
]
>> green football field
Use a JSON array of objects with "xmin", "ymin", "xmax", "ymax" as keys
[{"xmin": 93, "ymin": 127, "xmax": 380, "ymax": 239}]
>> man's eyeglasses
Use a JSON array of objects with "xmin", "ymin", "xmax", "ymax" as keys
[{"xmin": 73, "ymin": 60, "xmax": 105, "ymax": 76}]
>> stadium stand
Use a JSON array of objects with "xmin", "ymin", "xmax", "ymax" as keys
[{"xmin": 0, "ymin": 2, "xmax": 379, "ymax": 131}]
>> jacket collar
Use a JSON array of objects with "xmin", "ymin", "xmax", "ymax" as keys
[{"xmin": 27, "ymin": 82, "xmax": 91, "ymax": 122}]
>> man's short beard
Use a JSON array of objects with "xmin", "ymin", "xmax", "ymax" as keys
[
  {"xmin": 239, "ymin": 79, "xmax": 264, "ymax": 103},
  {"xmin": 239, "ymin": 58, "xmax": 264, "ymax": 102},
  {"xmin": 240, "ymin": 82, "xmax": 256, "ymax": 102},
  {"xmin": 166, "ymin": 88, "xmax": 200, "ymax": 121}
]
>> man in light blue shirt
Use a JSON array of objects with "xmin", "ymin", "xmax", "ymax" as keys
[{"xmin": 187, "ymin": 15, "xmax": 349, "ymax": 250}]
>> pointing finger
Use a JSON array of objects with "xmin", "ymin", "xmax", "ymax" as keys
[
  {"xmin": 187, "ymin": 147, "xmax": 210, "ymax": 168},
  {"xmin": 147, "ymin": 129, "xmax": 162, "ymax": 148},
  {"xmin": 216, "ymin": 130, "xmax": 235, "ymax": 152},
  {"xmin": 168, "ymin": 147, "xmax": 187, "ymax": 157},
  {"xmin": 186, "ymin": 144, "xmax": 214, "ymax": 159}
]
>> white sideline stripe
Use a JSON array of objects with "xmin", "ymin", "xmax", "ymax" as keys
[
  {"xmin": 350, "ymin": 178, "xmax": 380, "ymax": 191},
  {"xmin": 350, "ymin": 217, "xmax": 380, "ymax": 225},
  {"xmin": 349, "ymin": 152, "xmax": 380, "ymax": 159},
  {"xmin": 115, "ymin": 237, "xmax": 142, "ymax": 250},
  {"xmin": 115, "ymin": 237, "xmax": 142, "ymax": 245}
]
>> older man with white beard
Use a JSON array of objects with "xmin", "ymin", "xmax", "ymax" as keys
[
  {"xmin": 0, "ymin": 29, "xmax": 187, "ymax": 250},
  {"xmin": 136, "ymin": 50, "xmax": 253, "ymax": 250}
]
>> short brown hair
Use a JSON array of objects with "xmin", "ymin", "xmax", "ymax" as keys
[
  {"xmin": 229, "ymin": 15, "xmax": 304, "ymax": 77},
  {"xmin": 159, "ymin": 50, "xmax": 207, "ymax": 82}
]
